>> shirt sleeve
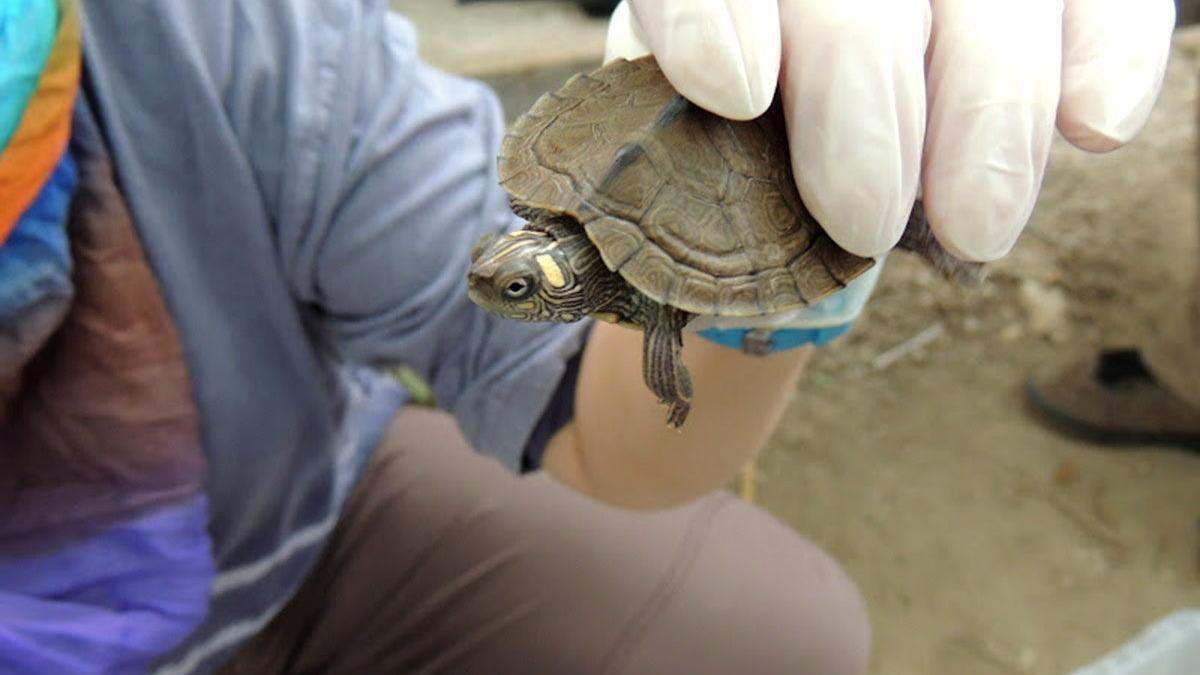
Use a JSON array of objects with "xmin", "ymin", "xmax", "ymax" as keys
[{"xmin": 236, "ymin": 0, "xmax": 590, "ymax": 470}]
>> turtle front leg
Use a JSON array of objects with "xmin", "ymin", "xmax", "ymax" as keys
[{"xmin": 641, "ymin": 303, "xmax": 693, "ymax": 428}]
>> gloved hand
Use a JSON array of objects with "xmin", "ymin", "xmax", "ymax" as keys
[{"xmin": 604, "ymin": 0, "xmax": 1176, "ymax": 263}]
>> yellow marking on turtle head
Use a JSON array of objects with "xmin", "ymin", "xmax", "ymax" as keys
[
  {"xmin": 535, "ymin": 254, "xmax": 566, "ymax": 288},
  {"xmin": 492, "ymin": 239, "xmax": 529, "ymax": 259},
  {"xmin": 516, "ymin": 301, "xmax": 536, "ymax": 310},
  {"xmin": 592, "ymin": 312, "xmax": 620, "ymax": 324}
]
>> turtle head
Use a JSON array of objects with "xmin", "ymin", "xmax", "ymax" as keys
[{"xmin": 467, "ymin": 229, "xmax": 586, "ymax": 323}]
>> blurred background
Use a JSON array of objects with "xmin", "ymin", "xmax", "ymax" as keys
[{"xmin": 400, "ymin": 2, "xmax": 1200, "ymax": 673}]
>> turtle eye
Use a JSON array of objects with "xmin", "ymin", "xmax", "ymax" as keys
[{"xmin": 502, "ymin": 277, "xmax": 534, "ymax": 300}]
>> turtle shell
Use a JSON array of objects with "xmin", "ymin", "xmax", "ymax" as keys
[{"xmin": 497, "ymin": 56, "xmax": 874, "ymax": 317}]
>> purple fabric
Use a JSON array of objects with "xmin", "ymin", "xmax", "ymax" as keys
[{"xmin": 0, "ymin": 495, "xmax": 214, "ymax": 674}]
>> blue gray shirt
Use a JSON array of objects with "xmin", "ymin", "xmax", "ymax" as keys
[{"xmin": 1, "ymin": 1, "xmax": 588, "ymax": 672}]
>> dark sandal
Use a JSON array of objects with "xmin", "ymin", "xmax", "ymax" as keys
[{"xmin": 1026, "ymin": 348, "xmax": 1200, "ymax": 450}]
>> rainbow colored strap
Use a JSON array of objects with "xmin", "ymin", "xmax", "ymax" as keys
[
  {"xmin": 0, "ymin": 0, "xmax": 57, "ymax": 149},
  {"xmin": 0, "ymin": 0, "xmax": 80, "ymax": 246}
]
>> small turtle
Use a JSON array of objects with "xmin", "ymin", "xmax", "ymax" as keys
[{"xmin": 468, "ymin": 56, "xmax": 980, "ymax": 428}]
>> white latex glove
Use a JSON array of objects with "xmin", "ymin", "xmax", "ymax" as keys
[{"xmin": 605, "ymin": 0, "xmax": 1176, "ymax": 263}]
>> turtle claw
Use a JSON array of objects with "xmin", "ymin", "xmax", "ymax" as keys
[
  {"xmin": 664, "ymin": 361, "xmax": 693, "ymax": 429},
  {"xmin": 665, "ymin": 399, "xmax": 691, "ymax": 430},
  {"xmin": 898, "ymin": 202, "xmax": 988, "ymax": 286},
  {"xmin": 642, "ymin": 305, "xmax": 694, "ymax": 428}
]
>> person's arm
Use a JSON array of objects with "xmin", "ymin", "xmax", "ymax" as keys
[{"xmin": 545, "ymin": 328, "xmax": 812, "ymax": 509}]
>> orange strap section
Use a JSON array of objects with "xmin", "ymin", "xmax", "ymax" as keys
[{"xmin": 0, "ymin": 2, "xmax": 81, "ymax": 243}]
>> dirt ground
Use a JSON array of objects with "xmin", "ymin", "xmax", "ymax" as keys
[
  {"xmin": 757, "ymin": 43, "xmax": 1200, "ymax": 673},
  {"xmin": 410, "ymin": 4, "xmax": 1200, "ymax": 672},
  {"xmin": 758, "ymin": 34, "xmax": 1200, "ymax": 675}
]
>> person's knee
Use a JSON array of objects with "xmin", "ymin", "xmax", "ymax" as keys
[
  {"xmin": 715, "ymin": 499, "xmax": 872, "ymax": 674},
  {"xmin": 646, "ymin": 496, "xmax": 872, "ymax": 674},
  {"xmin": 787, "ymin": 546, "xmax": 872, "ymax": 675}
]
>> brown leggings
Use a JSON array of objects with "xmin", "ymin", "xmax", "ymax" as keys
[{"xmin": 219, "ymin": 407, "xmax": 870, "ymax": 674}]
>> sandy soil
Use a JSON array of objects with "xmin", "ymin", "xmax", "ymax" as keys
[
  {"xmin": 757, "ymin": 35, "xmax": 1200, "ymax": 675},
  {"xmin": 411, "ymin": 3, "xmax": 1200, "ymax": 670}
]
